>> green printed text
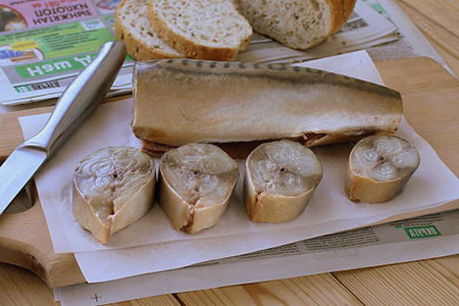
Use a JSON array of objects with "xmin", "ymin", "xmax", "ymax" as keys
[
  {"xmin": 15, "ymin": 54, "xmax": 97, "ymax": 78},
  {"xmin": 404, "ymin": 226, "xmax": 441, "ymax": 239}
]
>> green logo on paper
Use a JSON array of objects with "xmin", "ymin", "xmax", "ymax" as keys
[
  {"xmin": 15, "ymin": 54, "xmax": 97, "ymax": 78},
  {"xmin": 404, "ymin": 225, "xmax": 441, "ymax": 239}
]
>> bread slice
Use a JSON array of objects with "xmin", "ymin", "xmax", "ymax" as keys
[
  {"xmin": 114, "ymin": 0, "xmax": 183, "ymax": 60},
  {"xmin": 233, "ymin": 0, "xmax": 356, "ymax": 50},
  {"xmin": 147, "ymin": 0, "xmax": 252, "ymax": 61}
]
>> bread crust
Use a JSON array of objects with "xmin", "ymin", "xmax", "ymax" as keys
[
  {"xmin": 146, "ymin": 2, "xmax": 252, "ymax": 61},
  {"xmin": 328, "ymin": 0, "xmax": 357, "ymax": 34},
  {"xmin": 114, "ymin": 0, "xmax": 183, "ymax": 60}
]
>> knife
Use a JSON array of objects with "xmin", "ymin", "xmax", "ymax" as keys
[{"xmin": 0, "ymin": 41, "xmax": 126, "ymax": 216}]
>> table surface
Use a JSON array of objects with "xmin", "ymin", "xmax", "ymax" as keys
[{"xmin": 1, "ymin": 0, "xmax": 459, "ymax": 305}]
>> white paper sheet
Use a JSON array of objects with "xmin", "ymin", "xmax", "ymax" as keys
[
  {"xmin": 74, "ymin": 199, "xmax": 458, "ymax": 283},
  {"xmin": 19, "ymin": 51, "xmax": 459, "ymax": 263},
  {"xmin": 56, "ymin": 210, "xmax": 459, "ymax": 306}
]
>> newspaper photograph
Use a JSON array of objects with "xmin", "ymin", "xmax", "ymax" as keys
[{"xmin": 0, "ymin": 0, "xmax": 131, "ymax": 105}]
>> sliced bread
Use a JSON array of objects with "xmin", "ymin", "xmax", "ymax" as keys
[
  {"xmin": 147, "ymin": 0, "xmax": 252, "ymax": 61},
  {"xmin": 114, "ymin": 0, "xmax": 183, "ymax": 60},
  {"xmin": 234, "ymin": 0, "xmax": 356, "ymax": 50}
]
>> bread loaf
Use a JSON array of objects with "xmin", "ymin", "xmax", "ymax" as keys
[
  {"xmin": 147, "ymin": 0, "xmax": 252, "ymax": 61},
  {"xmin": 114, "ymin": 0, "xmax": 183, "ymax": 60},
  {"xmin": 234, "ymin": 0, "xmax": 356, "ymax": 50}
]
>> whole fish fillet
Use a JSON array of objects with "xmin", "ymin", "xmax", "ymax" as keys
[{"xmin": 133, "ymin": 59, "xmax": 402, "ymax": 156}]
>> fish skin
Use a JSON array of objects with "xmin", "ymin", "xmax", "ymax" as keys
[{"xmin": 133, "ymin": 59, "xmax": 403, "ymax": 148}]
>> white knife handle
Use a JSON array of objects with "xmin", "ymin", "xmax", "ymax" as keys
[{"xmin": 21, "ymin": 41, "xmax": 126, "ymax": 158}]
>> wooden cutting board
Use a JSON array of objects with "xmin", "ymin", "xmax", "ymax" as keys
[{"xmin": 0, "ymin": 57, "xmax": 457, "ymax": 289}]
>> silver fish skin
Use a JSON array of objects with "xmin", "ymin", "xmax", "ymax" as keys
[{"xmin": 133, "ymin": 59, "xmax": 402, "ymax": 147}]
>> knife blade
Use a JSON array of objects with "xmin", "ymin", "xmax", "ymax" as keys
[
  {"xmin": 0, "ymin": 147, "xmax": 46, "ymax": 213},
  {"xmin": 0, "ymin": 41, "xmax": 126, "ymax": 216}
]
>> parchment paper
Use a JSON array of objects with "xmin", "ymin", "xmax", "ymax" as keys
[
  {"xmin": 74, "ymin": 200, "xmax": 458, "ymax": 282},
  {"xmin": 19, "ymin": 51, "xmax": 459, "ymax": 258}
]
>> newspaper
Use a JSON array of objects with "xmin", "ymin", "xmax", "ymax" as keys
[
  {"xmin": 363, "ymin": 0, "xmax": 449, "ymax": 70},
  {"xmin": 54, "ymin": 209, "xmax": 459, "ymax": 305},
  {"xmin": 0, "ymin": 0, "xmax": 398, "ymax": 106}
]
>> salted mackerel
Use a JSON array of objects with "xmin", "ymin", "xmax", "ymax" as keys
[{"xmin": 132, "ymin": 59, "xmax": 402, "ymax": 157}]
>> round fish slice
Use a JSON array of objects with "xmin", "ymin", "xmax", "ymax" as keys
[
  {"xmin": 159, "ymin": 143, "xmax": 239, "ymax": 233},
  {"xmin": 244, "ymin": 140, "xmax": 322, "ymax": 223},
  {"xmin": 346, "ymin": 135, "xmax": 420, "ymax": 203},
  {"xmin": 73, "ymin": 146, "xmax": 155, "ymax": 244}
]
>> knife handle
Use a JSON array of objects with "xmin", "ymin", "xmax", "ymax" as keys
[{"xmin": 21, "ymin": 41, "xmax": 126, "ymax": 158}]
